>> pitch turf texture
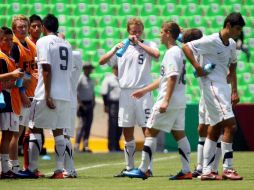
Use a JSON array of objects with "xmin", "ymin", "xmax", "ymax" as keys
[{"xmin": 0, "ymin": 152, "xmax": 253, "ymax": 190}]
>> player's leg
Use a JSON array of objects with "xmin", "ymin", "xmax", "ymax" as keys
[
  {"xmin": 221, "ymin": 117, "xmax": 242, "ymax": 180},
  {"xmin": 82, "ymin": 104, "xmax": 93, "ymax": 152},
  {"xmin": 212, "ymin": 134, "xmax": 222, "ymax": 174}
]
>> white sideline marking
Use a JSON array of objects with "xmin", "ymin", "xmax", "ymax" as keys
[{"xmin": 46, "ymin": 155, "xmax": 177, "ymax": 175}]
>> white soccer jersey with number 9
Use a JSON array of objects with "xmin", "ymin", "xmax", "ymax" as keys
[{"xmin": 35, "ymin": 34, "xmax": 73, "ymax": 101}]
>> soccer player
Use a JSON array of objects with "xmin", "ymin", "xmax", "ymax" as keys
[
  {"xmin": 182, "ymin": 29, "xmax": 222, "ymax": 178},
  {"xmin": 63, "ymin": 50, "xmax": 83, "ymax": 178},
  {"xmin": 182, "ymin": 12, "xmax": 245, "ymax": 180},
  {"xmin": 123, "ymin": 21, "xmax": 192, "ymax": 180},
  {"xmin": 21, "ymin": 14, "xmax": 73, "ymax": 179},
  {"xmin": 99, "ymin": 17, "xmax": 160, "ymax": 177},
  {"xmin": 101, "ymin": 65, "xmax": 122, "ymax": 152},
  {"xmin": 9, "ymin": 14, "xmax": 36, "ymax": 174},
  {"xmin": 0, "ymin": 26, "xmax": 25, "ymax": 178}
]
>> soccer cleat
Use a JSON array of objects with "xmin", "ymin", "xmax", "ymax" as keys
[
  {"xmin": 123, "ymin": 168, "xmax": 148, "ymax": 180},
  {"xmin": 35, "ymin": 169, "xmax": 45, "ymax": 178},
  {"xmin": 82, "ymin": 147, "xmax": 92, "ymax": 153},
  {"xmin": 192, "ymin": 169, "xmax": 202, "ymax": 178},
  {"xmin": 50, "ymin": 170, "xmax": 65, "ymax": 179},
  {"xmin": 18, "ymin": 169, "xmax": 39, "ymax": 179},
  {"xmin": 169, "ymin": 171, "xmax": 193, "ymax": 180},
  {"xmin": 146, "ymin": 169, "xmax": 153, "ymax": 177},
  {"xmin": 222, "ymin": 169, "xmax": 243, "ymax": 180},
  {"xmin": 201, "ymin": 172, "xmax": 222, "ymax": 180},
  {"xmin": 1, "ymin": 170, "xmax": 18, "ymax": 179},
  {"xmin": 63, "ymin": 170, "xmax": 78, "ymax": 178},
  {"xmin": 114, "ymin": 168, "xmax": 128, "ymax": 177}
]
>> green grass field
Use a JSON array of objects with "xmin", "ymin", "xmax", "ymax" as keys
[{"xmin": 0, "ymin": 152, "xmax": 253, "ymax": 190}]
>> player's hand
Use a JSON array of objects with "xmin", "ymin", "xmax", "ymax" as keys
[
  {"xmin": 20, "ymin": 93, "xmax": 31, "ymax": 108},
  {"xmin": 226, "ymin": 73, "xmax": 232, "ymax": 84},
  {"xmin": 114, "ymin": 42, "xmax": 124, "ymax": 51},
  {"xmin": 128, "ymin": 35, "xmax": 139, "ymax": 45},
  {"xmin": 195, "ymin": 65, "xmax": 206, "ymax": 77},
  {"xmin": 46, "ymin": 97, "xmax": 56, "ymax": 109},
  {"xmin": 11, "ymin": 68, "xmax": 24, "ymax": 79},
  {"xmin": 159, "ymin": 100, "xmax": 168, "ymax": 113},
  {"xmin": 131, "ymin": 89, "xmax": 146, "ymax": 99},
  {"xmin": 231, "ymin": 91, "xmax": 240, "ymax": 106}
]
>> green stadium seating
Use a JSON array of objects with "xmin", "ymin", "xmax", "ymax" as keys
[
  {"xmin": 143, "ymin": 15, "xmax": 163, "ymax": 28},
  {"xmin": 160, "ymin": 4, "xmax": 183, "ymax": 16},
  {"xmin": 76, "ymin": 26, "xmax": 99, "ymax": 39},
  {"xmin": 72, "ymin": 3, "xmax": 94, "ymax": 16},
  {"xmin": 182, "ymin": 3, "xmax": 204, "ymax": 16},
  {"xmin": 117, "ymin": 15, "xmax": 133, "ymax": 28},
  {"xmin": 58, "ymin": 15, "xmax": 75, "ymax": 27},
  {"xmin": 115, "ymin": 3, "xmax": 139, "ymax": 16},
  {"xmin": 28, "ymin": 3, "xmax": 52, "ymax": 16},
  {"xmin": 74, "ymin": 15, "xmax": 97, "ymax": 27},
  {"xmin": 98, "ymin": 26, "xmax": 122, "ymax": 39},
  {"xmin": 97, "ymin": 15, "xmax": 119, "ymax": 28},
  {"xmin": 201, "ymin": 0, "xmax": 221, "ymax": 5},
  {"xmin": 138, "ymin": 3, "xmax": 161, "ymax": 17},
  {"xmin": 99, "ymin": 38, "xmax": 120, "ymax": 49},
  {"xmin": 207, "ymin": 15, "xmax": 224, "ymax": 28},
  {"xmin": 93, "ymin": 3, "xmax": 116, "ymax": 16},
  {"xmin": 186, "ymin": 15, "xmax": 208, "ymax": 28},
  {"xmin": 114, "ymin": 0, "xmax": 133, "ymax": 4},
  {"xmin": 223, "ymin": 0, "xmax": 242, "ymax": 3},
  {"xmin": 244, "ymin": 0, "xmax": 254, "ymax": 4},
  {"xmin": 6, "ymin": 3, "xmax": 31, "ymax": 15},
  {"xmin": 145, "ymin": 26, "xmax": 160, "ymax": 39},
  {"xmin": 76, "ymin": 38, "xmax": 99, "ymax": 52},
  {"xmin": 248, "ymin": 38, "xmax": 254, "ymax": 50},
  {"xmin": 51, "ymin": 3, "xmax": 73, "ymax": 15},
  {"xmin": 205, "ymin": 3, "xmax": 225, "ymax": 16},
  {"xmin": 58, "ymin": 26, "xmax": 75, "ymax": 39}
]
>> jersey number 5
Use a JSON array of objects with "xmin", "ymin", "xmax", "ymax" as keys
[{"xmin": 59, "ymin": 46, "xmax": 68, "ymax": 70}]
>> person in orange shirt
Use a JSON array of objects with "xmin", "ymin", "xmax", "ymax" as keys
[
  {"xmin": 9, "ymin": 15, "xmax": 37, "ymax": 175},
  {"xmin": 0, "ymin": 26, "xmax": 26, "ymax": 178}
]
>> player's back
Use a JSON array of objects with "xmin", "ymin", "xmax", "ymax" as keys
[{"xmin": 35, "ymin": 35, "xmax": 73, "ymax": 101}]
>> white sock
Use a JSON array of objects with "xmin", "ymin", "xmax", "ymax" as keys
[
  {"xmin": 197, "ymin": 137, "xmax": 206, "ymax": 171},
  {"xmin": 28, "ymin": 133, "xmax": 42, "ymax": 172},
  {"xmin": 139, "ymin": 137, "xmax": 157, "ymax": 173},
  {"xmin": 55, "ymin": 135, "xmax": 66, "ymax": 171},
  {"xmin": 212, "ymin": 136, "xmax": 222, "ymax": 172},
  {"xmin": 221, "ymin": 141, "xmax": 233, "ymax": 170},
  {"xmin": 203, "ymin": 138, "xmax": 217, "ymax": 174},
  {"xmin": 177, "ymin": 137, "xmax": 191, "ymax": 173},
  {"xmin": 9, "ymin": 160, "xmax": 20, "ymax": 173},
  {"xmin": 64, "ymin": 138, "xmax": 75, "ymax": 172},
  {"xmin": 124, "ymin": 140, "xmax": 136, "ymax": 170},
  {"xmin": 1, "ymin": 154, "xmax": 10, "ymax": 173}
]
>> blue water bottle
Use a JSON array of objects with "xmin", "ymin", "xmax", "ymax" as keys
[
  {"xmin": 177, "ymin": 33, "xmax": 183, "ymax": 43},
  {"xmin": 0, "ymin": 92, "xmax": 6, "ymax": 109},
  {"xmin": 194, "ymin": 63, "xmax": 216, "ymax": 78},
  {"xmin": 116, "ymin": 39, "xmax": 130, "ymax": 57},
  {"xmin": 15, "ymin": 78, "xmax": 23, "ymax": 87}
]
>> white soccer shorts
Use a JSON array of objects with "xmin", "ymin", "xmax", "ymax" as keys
[
  {"xmin": 118, "ymin": 89, "xmax": 153, "ymax": 128},
  {"xmin": 0, "ymin": 112, "xmax": 20, "ymax": 132},
  {"xmin": 29, "ymin": 99, "xmax": 71, "ymax": 130},
  {"xmin": 199, "ymin": 95, "xmax": 210, "ymax": 125},
  {"xmin": 63, "ymin": 107, "xmax": 76, "ymax": 137},
  {"xmin": 19, "ymin": 106, "xmax": 31, "ymax": 127}
]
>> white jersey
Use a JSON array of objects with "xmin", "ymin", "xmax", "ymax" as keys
[
  {"xmin": 71, "ymin": 51, "xmax": 83, "ymax": 108},
  {"xmin": 35, "ymin": 34, "xmax": 73, "ymax": 101},
  {"xmin": 157, "ymin": 46, "xmax": 186, "ymax": 109},
  {"xmin": 108, "ymin": 41, "xmax": 158, "ymax": 89},
  {"xmin": 187, "ymin": 33, "xmax": 237, "ymax": 84},
  {"xmin": 101, "ymin": 73, "xmax": 120, "ymax": 101}
]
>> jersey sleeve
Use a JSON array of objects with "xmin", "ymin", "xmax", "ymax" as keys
[
  {"xmin": 108, "ymin": 47, "xmax": 118, "ymax": 67},
  {"xmin": 187, "ymin": 36, "xmax": 213, "ymax": 55},
  {"xmin": 36, "ymin": 39, "xmax": 51, "ymax": 65},
  {"xmin": 230, "ymin": 39, "xmax": 237, "ymax": 64},
  {"xmin": 164, "ymin": 49, "xmax": 181, "ymax": 78}
]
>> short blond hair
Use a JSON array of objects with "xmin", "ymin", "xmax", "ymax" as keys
[
  {"xmin": 127, "ymin": 17, "xmax": 144, "ymax": 32},
  {"xmin": 12, "ymin": 15, "xmax": 29, "ymax": 30}
]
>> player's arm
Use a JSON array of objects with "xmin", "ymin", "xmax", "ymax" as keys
[
  {"xmin": 131, "ymin": 78, "xmax": 160, "ymax": 99},
  {"xmin": 159, "ymin": 75, "xmax": 177, "ymax": 113},
  {"xmin": 182, "ymin": 44, "xmax": 204, "ymax": 77},
  {"xmin": 136, "ymin": 40, "xmax": 160, "ymax": 59},
  {"xmin": 229, "ymin": 63, "xmax": 239, "ymax": 106},
  {"xmin": 42, "ymin": 64, "xmax": 55, "ymax": 109},
  {"xmin": 99, "ymin": 42, "xmax": 123, "ymax": 65}
]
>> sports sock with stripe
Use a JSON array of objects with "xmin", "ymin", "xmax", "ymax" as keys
[
  {"xmin": 203, "ymin": 138, "xmax": 217, "ymax": 174},
  {"xmin": 64, "ymin": 138, "xmax": 75, "ymax": 172},
  {"xmin": 28, "ymin": 133, "xmax": 42, "ymax": 172},
  {"xmin": 55, "ymin": 135, "xmax": 66, "ymax": 171},
  {"xmin": 212, "ymin": 135, "xmax": 222, "ymax": 172},
  {"xmin": 139, "ymin": 137, "xmax": 157, "ymax": 173},
  {"xmin": 124, "ymin": 140, "xmax": 136, "ymax": 170},
  {"xmin": 197, "ymin": 136, "xmax": 206, "ymax": 171},
  {"xmin": 177, "ymin": 136, "xmax": 191, "ymax": 173},
  {"xmin": 221, "ymin": 141, "xmax": 233, "ymax": 170}
]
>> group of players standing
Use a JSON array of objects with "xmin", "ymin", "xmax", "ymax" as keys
[{"xmin": 0, "ymin": 10, "xmax": 246, "ymax": 181}]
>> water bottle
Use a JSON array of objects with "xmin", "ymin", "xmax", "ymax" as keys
[
  {"xmin": 15, "ymin": 78, "xmax": 23, "ymax": 87},
  {"xmin": 194, "ymin": 63, "xmax": 216, "ymax": 78},
  {"xmin": 116, "ymin": 39, "xmax": 130, "ymax": 57},
  {"xmin": 0, "ymin": 92, "xmax": 6, "ymax": 109},
  {"xmin": 177, "ymin": 33, "xmax": 183, "ymax": 43}
]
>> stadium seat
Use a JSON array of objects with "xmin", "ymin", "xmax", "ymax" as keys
[
  {"xmin": 143, "ymin": 15, "xmax": 163, "ymax": 28},
  {"xmin": 51, "ymin": 3, "xmax": 73, "ymax": 15},
  {"xmin": 58, "ymin": 15, "xmax": 75, "ymax": 27},
  {"xmin": 76, "ymin": 26, "xmax": 99, "ymax": 39},
  {"xmin": 58, "ymin": 26, "xmax": 75, "ymax": 39},
  {"xmin": 74, "ymin": 15, "xmax": 98, "ymax": 28},
  {"xmin": 115, "ymin": 3, "xmax": 139, "ymax": 16},
  {"xmin": 117, "ymin": 15, "xmax": 133, "ymax": 28},
  {"xmin": 185, "ymin": 15, "xmax": 208, "ymax": 28},
  {"xmin": 201, "ymin": 0, "xmax": 221, "ymax": 5},
  {"xmin": 72, "ymin": 2, "xmax": 94, "ymax": 16},
  {"xmin": 76, "ymin": 38, "xmax": 99, "ymax": 52},
  {"xmin": 243, "ymin": 27, "xmax": 252, "ymax": 38},
  {"xmin": 160, "ymin": 4, "xmax": 183, "ymax": 16},
  {"xmin": 114, "ymin": 0, "xmax": 133, "ymax": 4},
  {"xmin": 28, "ymin": 3, "xmax": 52, "ymax": 16},
  {"xmin": 6, "ymin": 3, "xmax": 30, "ymax": 15},
  {"xmin": 99, "ymin": 38, "xmax": 120, "ymax": 49},
  {"xmin": 138, "ymin": 3, "xmax": 161, "ymax": 16},
  {"xmin": 93, "ymin": 3, "xmax": 116, "ymax": 16},
  {"xmin": 207, "ymin": 16, "xmax": 224, "ymax": 28},
  {"xmin": 98, "ymin": 26, "xmax": 122, "ymax": 39},
  {"xmin": 145, "ymin": 26, "xmax": 160, "ymax": 39},
  {"xmin": 248, "ymin": 38, "xmax": 254, "ymax": 49},
  {"xmin": 97, "ymin": 15, "xmax": 119, "ymax": 28},
  {"xmin": 244, "ymin": 0, "xmax": 254, "ymax": 4},
  {"xmin": 205, "ymin": 3, "xmax": 225, "ymax": 16},
  {"xmin": 223, "ymin": 0, "xmax": 243, "ymax": 3}
]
